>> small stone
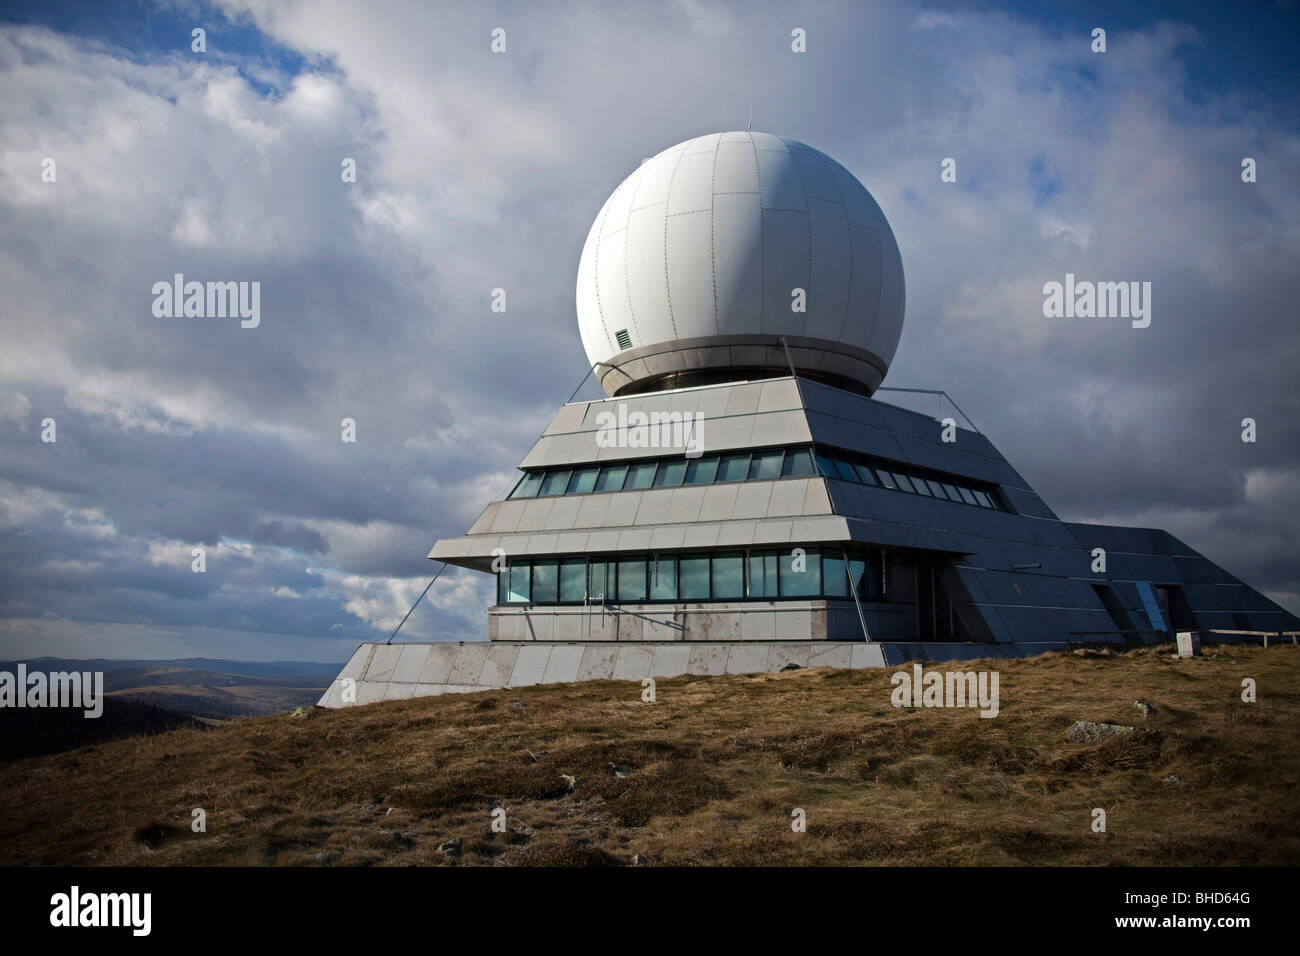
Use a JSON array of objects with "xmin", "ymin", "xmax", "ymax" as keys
[
  {"xmin": 1065, "ymin": 720, "xmax": 1136, "ymax": 743},
  {"xmin": 1134, "ymin": 700, "xmax": 1156, "ymax": 718},
  {"xmin": 609, "ymin": 763, "xmax": 630, "ymax": 778},
  {"xmin": 1163, "ymin": 774, "xmax": 1180, "ymax": 787},
  {"xmin": 508, "ymin": 701, "xmax": 527, "ymax": 709},
  {"xmin": 560, "ymin": 773, "xmax": 583, "ymax": 790},
  {"xmin": 437, "ymin": 837, "xmax": 462, "ymax": 857},
  {"xmin": 632, "ymin": 853, "xmax": 649, "ymax": 865},
  {"xmin": 780, "ymin": 662, "xmax": 803, "ymax": 671}
]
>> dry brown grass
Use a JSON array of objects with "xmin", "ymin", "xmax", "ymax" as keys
[{"xmin": 1, "ymin": 643, "xmax": 1297, "ymax": 866}]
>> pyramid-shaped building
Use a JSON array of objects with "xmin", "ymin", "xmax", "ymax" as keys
[{"xmin": 320, "ymin": 132, "xmax": 1297, "ymax": 706}]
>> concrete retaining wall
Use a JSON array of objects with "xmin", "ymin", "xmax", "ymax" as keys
[{"xmin": 315, "ymin": 639, "xmax": 1066, "ymax": 708}]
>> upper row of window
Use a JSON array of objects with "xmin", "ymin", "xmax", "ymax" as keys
[
  {"xmin": 812, "ymin": 448, "xmax": 1002, "ymax": 510},
  {"xmin": 509, "ymin": 447, "xmax": 816, "ymax": 498},
  {"xmin": 507, "ymin": 443, "xmax": 1004, "ymax": 512}
]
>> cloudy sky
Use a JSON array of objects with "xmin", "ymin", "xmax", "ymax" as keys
[{"xmin": 1, "ymin": 0, "xmax": 1297, "ymax": 663}]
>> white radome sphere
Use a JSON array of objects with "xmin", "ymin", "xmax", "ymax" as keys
[{"xmin": 576, "ymin": 131, "xmax": 905, "ymax": 396}]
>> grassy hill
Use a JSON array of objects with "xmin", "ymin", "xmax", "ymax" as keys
[
  {"xmin": 0, "ymin": 698, "xmax": 207, "ymax": 763},
  {"xmin": 0, "ymin": 643, "xmax": 1296, "ymax": 866}
]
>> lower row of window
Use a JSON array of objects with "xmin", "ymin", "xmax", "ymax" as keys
[{"xmin": 496, "ymin": 547, "xmax": 885, "ymax": 605}]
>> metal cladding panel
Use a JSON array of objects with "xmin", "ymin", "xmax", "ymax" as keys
[
  {"xmin": 698, "ymin": 483, "xmax": 741, "ymax": 522},
  {"xmin": 804, "ymin": 410, "xmax": 907, "ymax": 461},
  {"xmin": 723, "ymin": 382, "xmax": 765, "ymax": 416},
  {"xmin": 618, "ymin": 528, "xmax": 653, "ymax": 550},
  {"xmin": 634, "ymin": 489, "xmax": 674, "ymax": 525},
  {"xmin": 666, "ymin": 486, "xmax": 707, "ymax": 523},
  {"xmin": 524, "ymin": 432, "xmax": 581, "ymax": 469},
  {"xmin": 516, "ymin": 498, "xmax": 555, "ymax": 532},
  {"xmin": 1172, "ymin": 556, "xmax": 1216, "ymax": 584},
  {"xmin": 694, "ymin": 385, "xmax": 733, "ymax": 418},
  {"xmin": 587, "ymin": 530, "xmax": 621, "ymax": 551},
  {"xmin": 753, "ymin": 519, "xmax": 795, "ymax": 543},
  {"xmin": 757, "ymin": 378, "xmax": 803, "ymax": 413},
  {"xmin": 999, "ymin": 486, "xmax": 1058, "ymax": 519},
  {"xmin": 767, "ymin": 479, "xmax": 811, "ymax": 517},
  {"xmin": 604, "ymin": 492, "xmax": 641, "ymax": 525},
  {"xmin": 525, "ymin": 534, "xmax": 560, "ymax": 554},
  {"xmin": 749, "ymin": 410, "xmax": 804, "ymax": 447},
  {"xmin": 799, "ymin": 380, "xmax": 941, "ymax": 441},
  {"xmin": 732, "ymin": 482, "xmax": 775, "ymax": 519},
  {"xmin": 889, "ymin": 433, "xmax": 1021, "ymax": 487},
  {"xmin": 828, "ymin": 482, "xmax": 886, "ymax": 521},
  {"xmin": 682, "ymin": 523, "xmax": 722, "ymax": 548},
  {"xmin": 791, "ymin": 515, "xmax": 851, "ymax": 541},
  {"xmin": 543, "ymin": 402, "xmax": 589, "ymax": 436},
  {"xmin": 467, "ymin": 502, "xmax": 500, "ymax": 535},
  {"xmin": 489, "ymin": 500, "xmax": 526, "ymax": 534},
  {"xmin": 802, "ymin": 479, "xmax": 833, "ymax": 515},
  {"xmin": 718, "ymin": 521, "xmax": 757, "ymax": 547},
  {"xmin": 650, "ymin": 525, "xmax": 687, "ymax": 550},
  {"xmin": 702, "ymin": 414, "xmax": 756, "ymax": 453},
  {"xmin": 1107, "ymin": 552, "xmax": 1183, "ymax": 584},
  {"xmin": 573, "ymin": 495, "xmax": 612, "ymax": 529},
  {"xmin": 861, "ymin": 487, "xmax": 948, "ymax": 528},
  {"xmin": 843, "ymin": 516, "xmax": 974, "ymax": 554}
]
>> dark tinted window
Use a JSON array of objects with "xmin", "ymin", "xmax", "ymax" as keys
[
  {"xmin": 559, "ymin": 559, "xmax": 586, "ymax": 601},
  {"xmin": 780, "ymin": 547, "xmax": 821, "ymax": 596},
  {"xmin": 539, "ymin": 470, "xmax": 571, "ymax": 496},
  {"xmin": 512, "ymin": 472, "xmax": 543, "ymax": 498},
  {"xmin": 748, "ymin": 551, "xmax": 779, "ymax": 597},
  {"xmin": 684, "ymin": 455, "xmax": 719, "ymax": 485},
  {"xmin": 823, "ymin": 552, "xmax": 848, "ymax": 597},
  {"xmin": 781, "ymin": 448, "xmax": 815, "ymax": 477},
  {"xmin": 531, "ymin": 559, "xmax": 558, "ymax": 603},
  {"xmin": 679, "ymin": 555, "xmax": 710, "ymax": 599},
  {"xmin": 712, "ymin": 552, "xmax": 744, "ymax": 599},
  {"xmin": 588, "ymin": 560, "xmax": 610, "ymax": 601},
  {"xmin": 650, "ymin": 555, "xmax": 677, "ymax": 599},
  {"xmin": 717, "ymin": 453, "xmax": 750, "ymax": 482},
  {"xmin": 653, "ymin": 460, "xmax": 687, "ymax": 487},
  {"xmin": 617, "ymin": 557, "xmax": 647, "ymax": 601},
  {"xmin": 832, "ymin": 456, "xmax": 860, "ymax": 481},
  {"xmin": 625, "ymin": 462, "xmax": 657, "ymax": 489},
  {"xmin": 748, "ymin": 450, "xmax": 783, "ymax": 480},
  {"xmin": 508, "ymin": 563, "xmax": 530, "ymax": 602},
  {"xmin": 594, "ymin": 464, "xmax": 628, "ymax": 492},
  {"xmin": 566, "ymin": 467, "xmax": 598, "ymax": 495}
]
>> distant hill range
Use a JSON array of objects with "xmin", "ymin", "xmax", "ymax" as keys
[{"xmin": 0, "ymin": 657, "xmax": 343, "ymax": 733}]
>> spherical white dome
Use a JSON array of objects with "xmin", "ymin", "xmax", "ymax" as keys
[{"xmin": 576, "ymin": 131, "xmax": 905, "ymax": 396}]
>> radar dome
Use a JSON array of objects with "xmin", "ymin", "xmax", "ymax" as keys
[{"xmin": 576, "ymin": 131, "xmax": 905, "ymax": 397}]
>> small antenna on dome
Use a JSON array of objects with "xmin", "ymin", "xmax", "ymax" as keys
[{"xmin": 747, "ymin": 106, "xmax": 753, "ymax": 131}]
